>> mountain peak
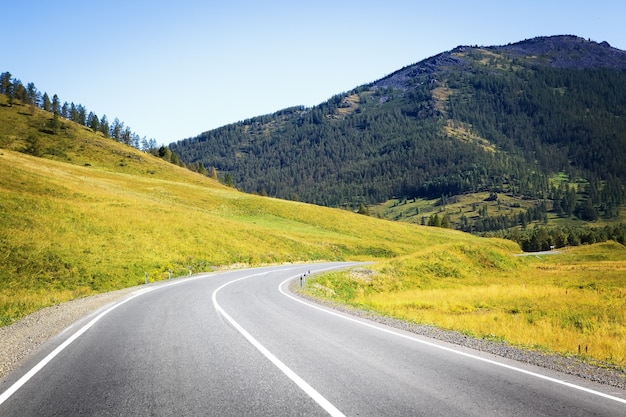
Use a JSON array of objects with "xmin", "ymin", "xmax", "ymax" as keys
[
  {"xmin": 495, "ymin": 35, "xmax": 626, "ymax": 69},
  {"xmin": 373, "ymin": 35, "xmax": 626, "ymax": 91}
]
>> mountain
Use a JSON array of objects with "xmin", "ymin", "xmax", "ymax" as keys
[{"xmin": 170, "ymin": 35, "xmax": 626, "ymax": 223}]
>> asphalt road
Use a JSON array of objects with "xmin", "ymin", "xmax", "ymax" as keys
[{"xmin": 1, "ymin": 263, "xmax": 625, "ymax": 416}]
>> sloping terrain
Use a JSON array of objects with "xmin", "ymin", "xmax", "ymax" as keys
[
  {"xmin": 171, "ymin": 35, "xmax": 626, "ymax": 223},
  {"xmin": 0, "ymin": 96, "xmax": 515, "ymax": 325}
]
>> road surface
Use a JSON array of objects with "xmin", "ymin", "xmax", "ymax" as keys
[{"xmin": 1, "ymin": 263, "xmax": 624, "ymax": 416}]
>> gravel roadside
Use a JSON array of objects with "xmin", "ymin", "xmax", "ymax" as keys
[
  {"xmin": 0, "ymin": 286, "xmax": 140, "ymax": 381},
  {"xmin": 290, "ymin": 282, "xmax": 626, "ymax": 391},
  {"xmin": 2, "ymin": 279, "xmax": 625, "ymax": 393}
]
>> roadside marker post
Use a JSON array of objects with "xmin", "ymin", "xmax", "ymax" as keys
[{"xmin": 144, "ymin": 272, "xmax": 148, "ymax": 285}]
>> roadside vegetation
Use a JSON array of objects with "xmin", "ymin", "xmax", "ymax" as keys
[
  {"xmin": 0, "ymin": 144, "xmax": 451, "ymax": 325},
  {"xmin": 303, "ymin": 241, "xmax": 626, "ymax": 368}
]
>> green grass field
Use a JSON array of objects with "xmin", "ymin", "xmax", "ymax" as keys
[
  {"xmin": 0, "ymin": 146, "xmax": 453, "ymax": 323},
  {"xmin": 2, "ymin": 97, "xmax": 625, "ymax": 370}
]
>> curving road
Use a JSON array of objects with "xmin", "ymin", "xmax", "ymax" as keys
[{"xmin": 1, "ymin": 263, "xmax": 625, "ymax": 416}]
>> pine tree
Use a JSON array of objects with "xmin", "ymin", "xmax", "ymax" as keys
[
  {"xmin": 197, "ymin": 164, "xmax": 208, "ymax": 176},
  {"xmin": 70, "ymin": 102, "xmax": 78, "ymax": 121},
  {"xmin": 0, "ymin": 72, "xmax": 11, "ymax": 94},
  {"xmin": 441, "ymin": 215, "xmax": 450, "ymax": 228},
  {"xmin": 51, "ymin": 94, "xmax": 61, "ymax": 133},
  {"xmin": 110, "ymin": 118, "xmax": 123, "ymax": 141},
  {"xmin": 26, "ymin": 82, "xmax": 40, "ymax": 114},
  {"xmin": 99, "ymin": 115, "xmax": 109, "ymax": 137},
  {"xmin": 42, "ymin": 92, "xmax": 51, "ymax": 111},
  {"xmin": 87, "ymin": 112, "xmax": 100, "ymax": 131},
  {"xmin": 61, "ymin": 102, "xmax": 69, "ymax": 119},
  {"xmin": 77, "ymin": 104, "xmax": 87, "ymax": 126},
  {"xmin": 5, "ymin": 78, "xmax": 14, "ymax": 106},
  {"xmin": 429, "ymin": 214, "xmax": 441, "ymax": 227},
  {"xmin": 224, "ymin": 173, "xmax": 234, "ymax": 187}
]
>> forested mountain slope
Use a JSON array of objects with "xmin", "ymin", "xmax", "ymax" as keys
[{"xmin": 171, "ymin": 35, "xmax": 626, "ymax": 217}]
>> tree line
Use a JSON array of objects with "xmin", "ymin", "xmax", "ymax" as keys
[
  {"xmin": 0, "ymin": 70, "xmax": 219, "ymax": 179},
  {"xmin": 421, "ymin": 196, "xmax": 626, "ymax": 251},
  {"xmin": 0, "ymin": 71, "xmax": 158, "ymax": 151},
  {"xmin": 487, "ymin": 223, "xmax": 626, "ymax": 252}
]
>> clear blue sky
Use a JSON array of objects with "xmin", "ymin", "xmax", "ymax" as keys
[{"xmin": 4, "ymin": 1, "xmax": 625, "ymax": 145}]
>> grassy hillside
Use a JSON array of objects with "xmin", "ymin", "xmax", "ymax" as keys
[
  {"xmin": 0, "ymin": 97, "xmax": 504, "ymax": 325},
  {"xmin": 304, "ymin": 241, "xmax": 626, "ymax": 368},
  {"xmin": 376, "ymin": 190, "xmax": 626, "ymax": 233}
]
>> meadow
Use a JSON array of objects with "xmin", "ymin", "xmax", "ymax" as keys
[{"xmin": 304, "ymin": 241, "xmax": 626, "ymax": 368}]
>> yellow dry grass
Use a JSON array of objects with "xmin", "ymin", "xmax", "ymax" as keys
[
  {"xmin": 332, "ymin": 94, "xmax": 361, "ymax": 119},
  {"xmin": 444, "ymin": 119, "xmax": 496, "ymax": 153},
  {"xmin": 305, "ymin": 241, "xmax": 626, "ymax": 367},
  {"xmin": 0, "ymin": 129, "xmax": 468, "ymax": 325}
]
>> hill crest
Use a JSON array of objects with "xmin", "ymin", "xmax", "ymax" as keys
[
  {"xmin": 373, "ymin": 35, "xmax": 626, "ymax": 92},
  {"xmin": 496, "ymin": 35, "xmax": 626, "ymax": 69}
]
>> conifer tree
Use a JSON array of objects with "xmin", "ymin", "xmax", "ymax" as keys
[
  {"xmin": 0, "ymin": 72, "xmax": 11, "ymax": 94},
  {"xmin": 441, "ymin": 215, "xmax": 450, "ymax": 228},
  {"xmin": 87, "ymin": 112, "xmax": 100, "ymax": 131},
  {"xmin": 42, "ymin": 92, "xmax": 51, "ymax": 111},
  {"xmin": 51, "ymin": 94, "xmax": 61, "ymax": 133},
  {"xmin": 26, "ymin": 82, "xmax": 40, "ymax": 114},
  {"xmin": 61, "ymin": 102, "xmax": 69, "ymax": 119},
  {"xmin": 99, "ymin": 115, "xmax": 109, "ymax": 137},
  {"xmin": 77, "ymin": 104, "xmax": 87, "ymax": 126}
]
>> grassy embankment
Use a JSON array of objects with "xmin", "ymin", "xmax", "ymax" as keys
[{"xmin": 304, "ymin": 241, "xmax": 626, "ymax": 368}]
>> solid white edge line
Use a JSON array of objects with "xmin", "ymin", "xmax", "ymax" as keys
[
  {"xmin": 0, "ymin": 274, "xmax": 210, "ymax": 407},
  {"xmin": 212, "ymin": 270, "xmax": 346, "ymax": 417},
  {"xmin": 279, "ymin": 276, "xmax": 626, "ymax": 405}
]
